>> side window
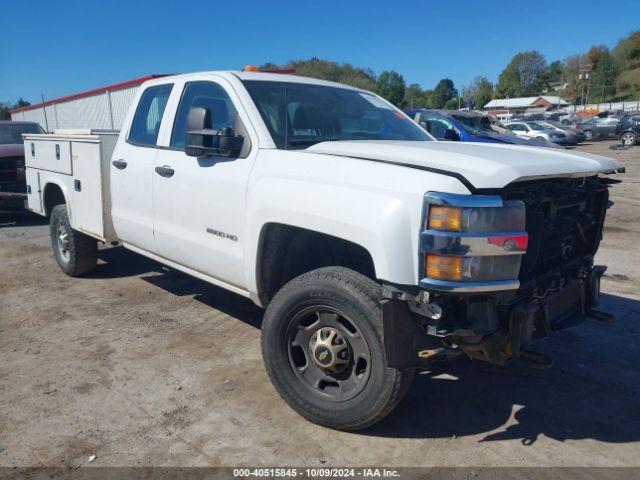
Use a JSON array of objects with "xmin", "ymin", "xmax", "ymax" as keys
[
  {"xmin": 171, "ymin": 82, "xmax": 238, "ymax": 149},
  {"xmin": 128, "ymin": 84, "xmax": 173, "ymax": 146},
  {"xmin": 509, "ymin": 124, "xmax": 522, "ymax": 131},
  {"xmin": 419, "ymin": 115, "xmax": 454, "ymax": 139}
]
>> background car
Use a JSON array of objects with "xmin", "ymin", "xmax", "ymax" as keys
[
  {"xmin": 615, "ymin": 113, "xmax": 640, "ymax": 147},
  {"xmin": 0, "ymin": 121, "xmax": 45, "ymax": 213},
  {"xmin": 406, "ymin": 109, "xmax": 559, "ymax": 148},
  {"xmin": 575, "ymin": 116, "xmax": 620, "ymax": 141},
  {"xmin": 505, "ymin": 121, "xmax": 569, "ymax": 145},
  {"xmin": 537, "ymin": 119, "xmax": 585, "ymax": 144}
]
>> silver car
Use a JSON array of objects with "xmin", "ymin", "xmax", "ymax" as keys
[{"xmin": 505, "ymin": 121, "xmax": 569, "ymax": 145}]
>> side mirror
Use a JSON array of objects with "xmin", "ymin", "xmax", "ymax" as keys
[
  {"xmin": 419, "ymin": 121, "xmax": 429, "ymax": 132},
  {"xmin": 185, "ymin": 106, "xmax": 243, "ymax": 158},
  {"xmin": 443, "ymin": 128, "xmax": 460, "ymax": 141}
]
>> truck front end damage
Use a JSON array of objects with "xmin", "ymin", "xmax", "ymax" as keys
[{"xmin": 384, "ymin": 175, "xmax": 617, "ymax": 369}]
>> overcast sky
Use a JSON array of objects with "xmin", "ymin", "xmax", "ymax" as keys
[{"xmin": 2, "ymin": 0, "xmax": 638, "ymax": 103}]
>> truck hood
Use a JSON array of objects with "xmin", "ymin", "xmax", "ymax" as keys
[{"xmin": 306, "ymin": 140, "xmax": 624, "ymax": 190}]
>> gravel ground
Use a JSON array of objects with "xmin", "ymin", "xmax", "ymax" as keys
[{"xmin": 0, "ymin": 140, "xmax": 639, "ymax": 470}]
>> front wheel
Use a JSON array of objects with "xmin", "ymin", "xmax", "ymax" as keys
[
  {"xmin": 50, "ymin": 204, "xmax": 97, "ymax": 276},
  {"xmin": 621, "ymin": 132, "xmax": 637, "ymax": 147},
  {"xmin": 261, "ymin": 267, "xmax": 413, "ymax": 431}
]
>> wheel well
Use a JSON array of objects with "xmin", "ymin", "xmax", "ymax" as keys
[
  {"xmin": 43, "ymin": 183, "xmax": 66, "ymax": 216},
  {"xmin": 256, "ymin": 223, "xmax": 376, "ymax": 305}
]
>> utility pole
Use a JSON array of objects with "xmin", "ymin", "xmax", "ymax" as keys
[
  {"xmin": 41, "ymin": 94, "xmax": 49, "ymax": 132},
  {"xmin": 578, "ymin": 63, "xmax": 592, "ymax": 108}
]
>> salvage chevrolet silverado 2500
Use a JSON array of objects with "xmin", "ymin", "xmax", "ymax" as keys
[{"xmin": 24, "ymin": 72, "xmax": 623, "ymax": 431}]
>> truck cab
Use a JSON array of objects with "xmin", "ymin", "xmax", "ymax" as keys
[{"xmin": 24, "ymin": 71, "xmax": 624, "ymax": 431}]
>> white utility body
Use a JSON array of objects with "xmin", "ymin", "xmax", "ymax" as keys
[
  {"xmin": 24, "ymin": 71, "xmax": 624, "ymax": 431},
  {"xmin": 24, "ymin": 129, "xmax": 118, "ymax": 241}
]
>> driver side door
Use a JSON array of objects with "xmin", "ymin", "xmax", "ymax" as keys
[{"xmin": 152, "ymin": 78, "xmax": 256, "ymax": 289}]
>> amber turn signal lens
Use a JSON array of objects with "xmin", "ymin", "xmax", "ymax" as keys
[
  {"xmin": 428, "ymin": 206, "xmax": 462, "ymax": 231},
  {"xmin": 426, "ymin": 254, "xmax": 463, "ymax": 281}
]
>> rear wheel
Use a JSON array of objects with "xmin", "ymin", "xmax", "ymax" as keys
[
  {"xmin": 50, "ymin": 204, "xmax": 97, "ymax": 276},
  {"xmin": 621, "ymin": 131, "xmax": 637, "ymax": 147},
  {"xmin": 261, "ymin": 267, "xmax": 413, "ymax": 431}
]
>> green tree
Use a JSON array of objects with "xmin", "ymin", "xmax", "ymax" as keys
[
  {"xmin": 0, "ymin": 102, "xmax": 11, "ymax": 120},
  {"xmin": 443, "ymin": 97, "xmax": 465, "ymax": 110},
  {"xmin": 375, "ymin": 70, "xmax": 406, "ymax": 106},
  {"xmin": 588, "ymin": 47, "xmax": 619, "ymax": 102},
  {"xmin": 431, "ymin": 78, "xmax": 457, "ymax": 108},
  {"xmin": 464, "ymin": 76, "xmax": 494, "ymax": 109},
  {"xmin": 403, "ymin": 83, "xmax": 425, "ymax": 109},
  {"xmin": 546, "ymin": 60, "xmax": 563, "ymax": 83},
  {"xmin": 496, "ymin": 51, "xmax": 548, "ymax": 97},
  {"xmin": 612, "ymin": 30, "xmax": 640, "ymax": 71},
  {"xmin": 267, "ymin": 58, "xmax": 377, "ymax": 91}
]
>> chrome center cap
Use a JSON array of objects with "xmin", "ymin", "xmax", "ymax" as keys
[{"xmin": 309, "ymin": 327, "xmax": 350, "ymax": 372}]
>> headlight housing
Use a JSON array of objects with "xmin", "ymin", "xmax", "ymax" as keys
[{"xmin": 420, "ymin": 192, "xmax": 528, "ymax": 292}]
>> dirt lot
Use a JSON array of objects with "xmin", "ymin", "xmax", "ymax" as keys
[{"xmin": 1, "ymin": 140, "xmax": 639, "ymax": 470}]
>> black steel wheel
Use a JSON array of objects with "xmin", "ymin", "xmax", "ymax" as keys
[
  {"xmin": 261, "ymin": 267, "xmax": 413, "ymax": 431},
  {"xmin": 49, "ymin": 204, "xmax": 97, "ymax": 276},
  {"xmin": 286, "ymin": 305, "xmax": 371, "ymax": 401}
]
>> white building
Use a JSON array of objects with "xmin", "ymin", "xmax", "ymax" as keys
[
  {"xmin": 483, "ymin": 95, "xmax": 569, "ymax": 114},
  {"xmin": 10, "ymin": 75, "xmax": 169, "ymax": 131}
]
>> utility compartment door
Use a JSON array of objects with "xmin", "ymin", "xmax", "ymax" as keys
[
  {"xmin": 26, "ymin": 140, "xmax": 73, "ymax": 175},
  {"xmin": 25, "ymin": 168, "xmax": 43, "ymax": 214},
  {"xmin": 70, "ymin": 140, "xmax": 104, "ymax": 239}
]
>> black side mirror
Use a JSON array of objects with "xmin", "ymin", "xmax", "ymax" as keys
[
  {"xmin": 185, "ymin": 106, "xmax": 244, "ymax": 157},
  {"xmin": 443, "ymin": 128, "xmax": 460, "ymax": 141}
]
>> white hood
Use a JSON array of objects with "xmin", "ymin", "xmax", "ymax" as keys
[{"xmin": 306, "ymin": 140, "xmax": 624, "ymax": 190}]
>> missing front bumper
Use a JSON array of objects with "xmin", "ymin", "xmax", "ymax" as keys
[{"xmin": 382, "ymin": 266, "xmax": 609, "ymax": 370}]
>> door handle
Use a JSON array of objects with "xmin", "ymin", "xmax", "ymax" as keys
[
  {"xmin": 155, "ymin": 165, "xmax": 175, "ymax": 178},
  {"xmin": 112, "ymin": 159, "xmax": 127, "ymax": 169}
]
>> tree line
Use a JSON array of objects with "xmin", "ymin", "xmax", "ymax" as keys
[
  {"xmin": 263, "ymin": 29, "xmax": 640, "ymax": 109},
  {"xmin": 0, "ymin": 99, "xmax": 30, "ymax": 120}
]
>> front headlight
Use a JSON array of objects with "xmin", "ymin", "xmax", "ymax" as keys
[
  {"xmin": 426, "ymin": 202, "xmax": 525, "ymax": 233},
  {"xmin": 421, "ymin": 193, "xmax": 528, "ymax": 292}
]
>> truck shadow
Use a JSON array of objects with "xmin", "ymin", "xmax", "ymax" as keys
[
  {"xmin": 92, "ymin": 246, "xmax": 264, "ymax": 329},
  {"xmin": 91, "ymin": 247, "xmax": 640, "ymax": 445}
]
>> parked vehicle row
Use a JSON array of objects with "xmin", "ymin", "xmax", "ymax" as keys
[
  {"xmin": 406, "ymin": 110, "xmax": 559, "ymax": 148},
  {"xmin": 575, "ymin": 116, "xmax": 621, "ymax": 141},
  {"xmin": 505, "ymin": 121, "xmax": 571, "ymax": 145}
]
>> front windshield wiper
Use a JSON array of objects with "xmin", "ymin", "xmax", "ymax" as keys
[{"xmin": 286, "ymin": 137, "xmax": 341, "ymax": 148}]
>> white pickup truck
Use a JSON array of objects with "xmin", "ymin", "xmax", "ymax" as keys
[{"xmin": 24, "ymin": 71, "xmax": 624, "ymax": 431}]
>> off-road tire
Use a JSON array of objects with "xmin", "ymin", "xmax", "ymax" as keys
[
  {"xmin": 50, "ymin": 204, "xmax": 97, "ymax": 276},
  {"xmin": 261, "ymin": 266, "xmax": 414, "ymax": 431}
]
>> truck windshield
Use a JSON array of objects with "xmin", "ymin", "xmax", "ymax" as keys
[
  {"xmin": 242, "ymin": 80, "xmax": 432, "ymax": 149},
  {"xmin": 0, "ymin": 123, "xmax": 44, "ymax": 144}
]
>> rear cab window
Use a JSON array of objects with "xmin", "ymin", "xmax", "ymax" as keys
[{"xmin": 128, "ymin": 84, "xmax": 173, "ymax": 146}]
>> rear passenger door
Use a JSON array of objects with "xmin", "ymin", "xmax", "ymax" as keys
[{"xmin": 110, "ymin": 83, "xmax": 173, "ymax": 253}]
